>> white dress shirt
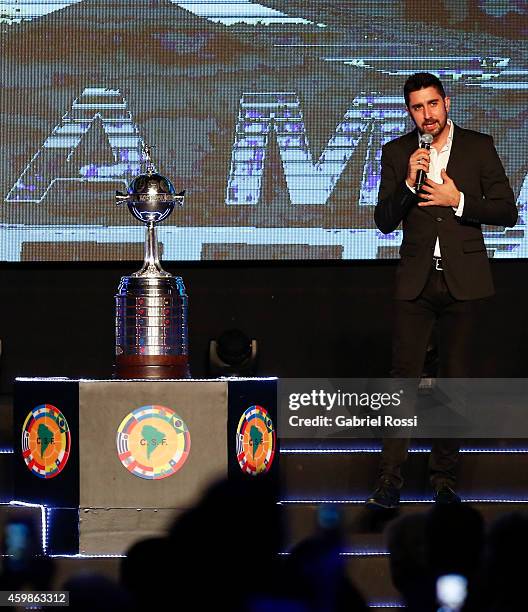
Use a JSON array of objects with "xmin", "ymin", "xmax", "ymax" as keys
[{"xmin": 406, "ymin": 120, "xmax": 465, "ymax": 257}]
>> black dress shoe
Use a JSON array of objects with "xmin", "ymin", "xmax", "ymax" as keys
[
  {"xmin": 434, "ymin": 485, "xmax": 461, "ymax": 504},
  {"xmin": 365, "ymin": 479, "xmax": 400, "ymax": 509}
]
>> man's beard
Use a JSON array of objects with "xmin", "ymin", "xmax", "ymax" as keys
[{"xmin": 420, "ymin": 118, "xmax": 447, "ymax": 137}]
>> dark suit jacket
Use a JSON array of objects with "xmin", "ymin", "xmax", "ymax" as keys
[{"xmin": 374, "ymin": 125, "xmax": 518, "ymax": 300}]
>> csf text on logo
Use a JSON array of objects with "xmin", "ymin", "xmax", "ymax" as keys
[
  {"xmin": 140, "ymin": 438, "xmax": 168, "ymax": 447},
  {"xmin": 288, "ymin": 390, "xmax": 403, "ymax": 412}
]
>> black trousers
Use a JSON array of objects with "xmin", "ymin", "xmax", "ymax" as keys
[{"xmin": 380, "ymin": 263, "xmax": 477, "ymax": 489}]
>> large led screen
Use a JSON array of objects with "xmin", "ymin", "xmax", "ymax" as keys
[{"xmin": 1, "ymin": 1, "xmax": 527, "ymax": 261}]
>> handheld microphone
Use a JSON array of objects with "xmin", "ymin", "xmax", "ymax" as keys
[{"xmin": 415, "ymin": 133, "xmax": 433, "ymax": 192}]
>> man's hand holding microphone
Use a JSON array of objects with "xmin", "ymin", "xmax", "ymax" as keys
[{"xmin": 406, "ymin": 134, "xmax": 461, "ymax": 208}]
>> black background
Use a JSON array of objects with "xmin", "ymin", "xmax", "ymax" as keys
[{"xmin": 1, "ymin": 260, "xmax": 526, "ymax": 392}]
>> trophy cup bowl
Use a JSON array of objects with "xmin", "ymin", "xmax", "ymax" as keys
[
  {"xmin": 114, "ymin": 163, "xmax": 189, "ymax": 379},
  {"xmin": 119, "ymin": 173, "xmax": 183, "ymax": 225}
]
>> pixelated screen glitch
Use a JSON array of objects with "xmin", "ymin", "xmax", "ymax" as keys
[{"xmin": 0, "ymin": 0, "xmax": 527, "ymax": 262}]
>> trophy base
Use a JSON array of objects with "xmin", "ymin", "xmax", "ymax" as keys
[{"xmin": 114, "ymin": 354, "xmax": 191, "ymax": 379}]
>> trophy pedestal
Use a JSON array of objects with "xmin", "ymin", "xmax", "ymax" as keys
[
  {"xmin": 13, "ymin": 377, "xmax": 278, "ymax": 555},
  {"xmin": 115, "ymin": 354, "xmax": 190, "ymax": 379}
]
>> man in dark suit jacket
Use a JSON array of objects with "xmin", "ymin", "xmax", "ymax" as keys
[{"xmin": 366, "ymin": 73, "xmax": 517, "ymax": 508}]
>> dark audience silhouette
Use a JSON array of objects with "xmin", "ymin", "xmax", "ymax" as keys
[{"xmin": 2, "ymin": 479, "xmax": 528, "ymax": 611}]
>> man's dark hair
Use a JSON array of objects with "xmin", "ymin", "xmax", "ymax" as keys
[{"xmin": 404, "ymin": 72, "xmax": 446, "ymax": 107}]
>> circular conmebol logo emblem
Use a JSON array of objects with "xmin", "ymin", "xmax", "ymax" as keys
[
  {"xmin": 21, "ymin": 404, "xmax": 71, "ymax": 479},
  {"xmin": 116, "ymin": 405, "xmax": 190, "ymax": 480},
  {"xmin": 236, "ymin": 405, "xmax": 275, "ymax": 476}
]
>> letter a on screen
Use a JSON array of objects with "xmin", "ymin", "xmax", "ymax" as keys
[{"xmin": 5, "ymin": 88, "xmax": 149, "ymax": 203}]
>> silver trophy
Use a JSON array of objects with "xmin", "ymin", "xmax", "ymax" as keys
[{"xmin": 114, "ymin": 145, "xmax": 189, "ymax": 378}]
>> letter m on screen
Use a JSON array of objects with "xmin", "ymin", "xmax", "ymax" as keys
[{"xmin": 225, "ymin": 92, "xmax": 407, "ymax": 206}]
